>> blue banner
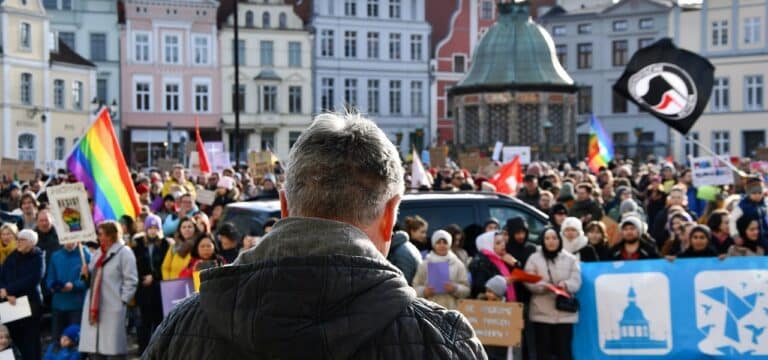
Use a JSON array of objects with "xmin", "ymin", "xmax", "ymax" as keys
[{"xmin": 573, "ymin": 258, "xmax": 768, "ymax": 359}]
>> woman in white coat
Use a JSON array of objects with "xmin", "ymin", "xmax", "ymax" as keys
[
  {"xmin": 525, "ymin": 227, "xmax": 582, "ymax": 360},
  {"xmin": 412, "ymin": 230, "xmax": 470, "ymax": 310},
  {"xmin": 79, "ymin": 221, "xmax": 138, "ymax": 359}
]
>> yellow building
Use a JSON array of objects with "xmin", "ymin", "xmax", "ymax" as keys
[
  {"xmin": 675, "ymin": 0, "xmax": 768, "ymax": 160},
  {"xmin": 1, "ymin": 0, "xmax": 96, "ymax": 169}
]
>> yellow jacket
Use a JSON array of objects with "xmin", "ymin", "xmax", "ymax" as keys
[
  {"xmin": 162, "ymin": 246, "xmax": 191, "ymax": 281},
  {"xmin": 0, "ymin": 240, "xmax": 16, "ymax": 265},
  {"xmin": 161, "ymin": 178, "xmax": 197, "ymax": 199}
]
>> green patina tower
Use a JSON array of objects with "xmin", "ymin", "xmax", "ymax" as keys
[{"xmin": 450, "ymin": 0, "xmax": 578, "ymax": 159}]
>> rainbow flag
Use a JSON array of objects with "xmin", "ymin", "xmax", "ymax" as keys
[
  {"xmin": 66, "ymin": 108, "xmax": 140, "ymax": 223},
  {"xmin": 587, "ymin": 114, "xmax": 614, "ymax": 173}
]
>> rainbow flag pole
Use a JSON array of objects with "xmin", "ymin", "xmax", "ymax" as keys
[
  {"xmin": 587, "ymin": 114, "xmax": 614, "ymax": 173},
  {"xmin": 66, "ymin": 107, "xmax": 140, "ymax": 223}
]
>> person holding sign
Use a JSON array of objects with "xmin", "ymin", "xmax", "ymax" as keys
[
  {"xmin": 161, "ymin": 165, "xmax": 196, "ymax": 200},
  {"xmin": 0, "ymin": 229, "xmax": 44, "ymax": 360},
  {"xmin": 411, "ymin": 230, "xmax": 470, "ymax": 310}
]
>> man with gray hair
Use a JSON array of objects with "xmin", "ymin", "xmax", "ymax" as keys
[{"xmin": 143, "ymin": 113, "xmax": 486, "ymax": 359}]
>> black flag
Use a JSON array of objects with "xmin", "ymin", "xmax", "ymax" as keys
[{"xmin": 613, "ymin": 38, "xmax": 714, "ymax": 135}]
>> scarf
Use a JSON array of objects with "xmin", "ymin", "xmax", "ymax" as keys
[
  {"xmin": 480, "ymin": 249, "xmax": 517, "ymax": 302},
  {"xmin": 89, "ymin": 243, "xmax": 119, "ymax": 325},
  {"xmin": 563, "ymin": 235, "xmax": 588, "ymax": 256}
]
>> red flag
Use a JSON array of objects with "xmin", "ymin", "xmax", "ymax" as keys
[
  {"xmin": 490, "ymin": 156, "xmax": 522, "ymax": 195},
  {"xmin": 195, "ymin": 117, "xmax": 211, "ymax": 173}
]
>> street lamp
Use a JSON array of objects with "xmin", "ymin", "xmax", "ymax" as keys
[
  {"xmin": 543, "ymin": 120, "xmax": 553, "ymax": 162},
  {"xmin": 634, "ymin": 126, "xmax": 643, "ymax": 160}
]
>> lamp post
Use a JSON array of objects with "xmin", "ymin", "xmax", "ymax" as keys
[
  {"xmin": 543, "ymin": 120, "xmax": 553, "ymax": 162},
  {"xmin": 634, "ymin": 126, "xmax": 643, "ymax": 161}
]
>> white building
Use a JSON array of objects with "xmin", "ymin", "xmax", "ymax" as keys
[{"xmin": 311, "ymin": 0, "xmax": 432, "ymax": 153}]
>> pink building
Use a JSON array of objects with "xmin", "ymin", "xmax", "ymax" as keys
[{"xmin": 119, "ymin": 0, "xmax": 221, "ymax": 167}]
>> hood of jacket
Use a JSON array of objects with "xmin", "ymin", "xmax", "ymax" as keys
[
  {"xmin": 505, "ymin": 217, "xmax": 529, "ymax": 241},
  {"xmin": 199, "ymin": 217, "xmax": 417, "ymax": 359},
  {"xmin": 390, "ymin": 230, "xmax": 409, "ymax": 249}
]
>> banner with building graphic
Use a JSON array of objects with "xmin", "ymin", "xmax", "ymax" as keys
[{"xmin": 573, "ymin": 258, "xmax": 768, "ymax": 359}]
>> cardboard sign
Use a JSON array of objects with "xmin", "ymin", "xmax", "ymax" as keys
[
  {"xmin": 492, "ymin": 141, "xmax": 503, "ymax": 161},
  {"xmin": 691, "ymin": 156, "xmax": 734, "ymax": 187},
  {"xmin": 0, "ymin": 349, "xmax": 14, "ymax": 360},
  {"xmin": 429, "ymin": 146, "xmax": 449, "ymax": 168},
  {"xmin": 248, "ymin": 151, "xmax": 275, "ymax": 178},
  {"xmin": 458, "ymin": 152, "xmax": 482, "ymax": 173},
  {"xmin": 205, "ymin": 142, "xmax": 225, "ymax": 154},
  {"xmin": 0, "ymin": 158, "xmax": 36, "ymax": 181},
  {"xmin": 188, "ymin": 151, "xmax": 201, "ymax": 177},
  {"xmin": 196, "ymin": 189, "xmax": 216, "ymax": 206},
  {"xmin": 160, "ymin": 278, "xmax": 194, "ymax": 317},
  {"xmin": 457, "ymin": 300, "xmax": 524, "ymax": 347},
  {"xmin": 157, "ymin": 158, "xmax": 179, "ymax": 173},
  {"xmin": 754, "ymin": 147, "xmax": 768, "ymax": 161},
  {"xmin": 502, "ymin": 147, "xmax": 531, "ymax": 165},
  {"xmin": 47, "ymin": 183, "xmax": 96, "ymax": 245},
  {"xmin": 211, "ymin": 152, "xmax": 231, "ymax": 173},
  {"xmin": 44, "ymin": 160, "xmax": 66, "ymax": 174},
  {"xmin": 0, "ymin": 296, "xmax": 32, "ymax": 324}
]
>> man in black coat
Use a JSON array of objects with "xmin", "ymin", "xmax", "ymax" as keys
[
  {"xmin": 609, "ymin": 217, "xmax": 660, "ymax": 261},
  {"xmin": 143, "ymin": 113, "xmax": 485, "ymax": 359}
]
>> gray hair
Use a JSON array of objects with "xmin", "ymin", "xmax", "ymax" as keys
[{"xmin": 284, "ymin": 112, "xmax": 404, "ymax": 225}]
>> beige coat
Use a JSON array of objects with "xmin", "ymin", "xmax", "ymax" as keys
[
  {"xmin": 727, "ymin": 244, "xmax": 765, "ymax": 257},
  {"xmin": 524, "ymin": 250, "xmax": 582, "ymax": 324},
  {"xmin": 412, "ymin": 251, "xmax": 470, "ymax": 310}
]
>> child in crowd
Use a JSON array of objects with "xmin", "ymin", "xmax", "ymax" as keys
[
  {"xmin": 412, "ymin": 230, "xmax": 470, "ymax": 310},
  {"xmin": 43, "ymin": 324, "xmax": 80, "ymax": 360},
  {"xmin": 0, "ymin": 324, "xmax": 21, "ymax": 359}
]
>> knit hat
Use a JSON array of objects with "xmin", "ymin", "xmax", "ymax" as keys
[
  {"xmin": 619, "ymin": 199, "xmax": 639, "ymax": 215},
  {"xmin": 144, "ymin": 214, "xmax": 162, "ymax": 232},
  {"xmin": 62, "ymin": 324, "xmax": 80, "ymax": 344},
  {"xmin": 475, "ymin": 231, "xmax": 497, "ymax": 253},
  {"xmin": 217, "ymin": 176, "xmax": 235, "ymax": 190},
  {"xmin": 558, "ymin": 182, "xmax": 575, "ymax": 202},
  {"xmin": 620, "ymin": 216, "xmax": 644, "ymax": 234},
  {"xmin": 18, "ymin": 229, "xmax": 38, "ymax": 245},
  {"xmin": 550, "ymin": 203, "xmax": 568, "ymax": 216},
  {"xmin": 485, "ymin": 275, "xmax": 507, "ymax": 299},
  {"xmin": 561, "ymin": 217, "xmax": 584, "ymax": 235},
  {"xmin": 431, "ymin": 229, "xmax": 452, "ymax": 248}
]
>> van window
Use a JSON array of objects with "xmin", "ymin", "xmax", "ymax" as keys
[
  {"xmin": 398, "ymin": 205, "xmax": 476, "ymax": 237},
  {"xmin": 489, "ymin": 206, "xmax": 547, "ymax": 243}
]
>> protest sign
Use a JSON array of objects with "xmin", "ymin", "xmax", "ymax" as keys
[
  {"xmin": 160, "ymin": 278, "xmax": 194, "ymax": 317},
  {"xmin": 427, "ymin": 262, "xmax": 450, "ymax": 294},
  {"xmin": 457, "ymin": 300, "xmax": 524, "ymax": 347},
  {"xmin": 429, "ymin": 146, "xmax": 448, "ymax": 168},
  {"xmin": 157, "ymin": 158, "xmax": 178, "ymax": 173},
  {"xmin": 492, "ymin": 141, "xmax": 504, "ymax": 162},
  {"xmin": 47, "ymin": 183, "xmax": 96, "ymax": 245},
  {"xmin": 188, "ymin": 151, "xmax": 201, "ymax": 177},
  {"xmin": 458, "ymin": 152, "xmax": 482, "ymax": 173},
  {"xmin": 205, "ymin": 142, "xmax": 225, "ymax": 154},
  {"xmin": 691, "ymin": 156, "xmax": 734, "ymax": 187},
  {"xmin": 573, "ymin": 258, "xmax": 768, "ymax": 359},
  {"xmin": 196, "ymin": 189, "xmax": 216, "ymax": 206},
  {"xmin": 0, "ymin": 296, "xmax": 32, "ymax": 324},
  {"xmin": 0, "ymin": 158, "xmax": 36, "ymax": 181},
  {"xmin": 248, "ymin": 151, "xmax": 275, "ymax": 178},
  {"xmin": 211, "ymin": 152, "xmax": 231, "ymax": 173},
  {"xmin": 502, "ymin": 146, "xmax": 531, "ymax": 165},
  {"xmin": 0, "ymin": 349, "xmax": 13, "ymax": 360}
]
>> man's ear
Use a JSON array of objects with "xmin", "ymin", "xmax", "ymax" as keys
[
  {"xmin": 378, "ymin": 195, "xmax": 401, "ymax": 244},
  {"xmin": 279, "ymin": 190, "xmax": 289, "ymax": 218}
]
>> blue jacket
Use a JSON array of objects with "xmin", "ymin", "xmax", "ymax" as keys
[
  {"xmin": 686, "ymin": 186, "xmax": 707, "ymax": 218},
  {"xmin": 46, "ymin": 247, "xmax": 91, "ymax": 311},
  {"xmin": 43, "ymin": 344, "xmax": 80, "ymax": 360},
  {"xmin": 0, "ymin": 247, "xmax": 44, "ymax": 304}
]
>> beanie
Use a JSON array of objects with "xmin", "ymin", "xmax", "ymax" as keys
[
  {"xmin": 18, "ymin": 229, "xmax": 38, "ymax": 245},
  {"xmin": 620, "ymin": 216, "xmax": 644, "ymax": 234},
  {"xmin": 431, "ymin": 229, "xmax": 452, "ymax": 248},
  {"xmin": 485, "ymin": 275, "xmax": 507, "ymax": 299},
  {"xmin": 62, "ymin": 324, "xmax": 80, "ymax": 344},
  {"xmin": 144, "ymin": 214, "xmax": 162, "ymax": 232}
]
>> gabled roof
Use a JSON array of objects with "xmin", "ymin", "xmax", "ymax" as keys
[{"xmin": 50, "ymin": 39, "xmax": 96, "ymax": 67}]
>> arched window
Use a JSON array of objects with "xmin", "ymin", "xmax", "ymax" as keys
[
  {"xmin": 54, "ymin": 137, "xmax": 66, "ymax": 160},
  {"xmin": 18, "ymin": 134, "xmax": 36, "ymax": 162},
  {"xmin": 245, "ymin": 11, "xmax": 254, "ymax": 27},
  {"xmin": 262, "ymin": 12, "xmax": 271, "ymax": 28},
  {"xmin": 278, "ymin": 12, "xmax": 287, "ymax": 29}
]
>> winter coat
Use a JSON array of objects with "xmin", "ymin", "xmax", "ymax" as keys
[
  {"xmin": 686, "ymin": 185, "xmax": 707, "ymax": 218},
  {"xmin": 142, "ymin": 217, "xmax": 486, "ymax": 359},
  {"xmin": 412, "ymin": 251, "xmax": 470, "ymax": 310},
  {"xmin": 43, "ymin": 345, "xmax": 79, "ymax": 360},
  {"xmin": 727, "ymin": 244, "xmax": 766, "ymax": 257},
  {"xmin": 569, "ymin": 199, "xmax": 604, "ymax": 221},
  {"xmin": 468, "ymin": 252, "xmax": 504, "ymax": 299},
  {"xmin": 581, "ymin": 243, "xmax": 609, "ymax": 262},
  {"xmin": 516, "ymin": 188, "xmax": 541, "ymax": 208},
  {"xmin": 678, "ymin": 246, "xmax": 718, "ymax": 258},
  {"xmin": 178, "ymin": 256, "xmax": 226, "ymax": 279},
  {"xmin": 132, "ymin": 235, "xmax": 170, "ymax": 310},
  {"xmin": 608, "ymin": 239, "xmax": 661, "ymax": 260},
  {"xmin": 386, "ymin": 231, "xmax": 422, "ymax": 285},
  {"xmin": 161, "ymin": 246, "xmax": 191, "ymax": 281},
  {"xmin": 729, "ymin": 196, "xmax": 768, "ymax": 249},
  {"xmin": 0, "ymin": 248, "xmax": 44, "ymax": 304},
  {"xmin": 36, "ymin": 227, "xmax": 61, "ymax": 269},
  {"xmin": 711, "ymin": 233, "xmax": 735, "ymax": 255},
  {"xmin": 161, "ymin": 178, "xmax": 196, "ymax": 199},
  {"xmin": 524, "ymin": 250, "xmax": 582, "ymax": 324},
  {"xmin": 46, "ymin": 247, "xmax": 92, "ymax": 311},
  {"xmin": 79, "ymin": 243, "xmax": 138, "ymax": 355},
  {"xmin": 0, "ymin": 239, "xmax": 16, "ymax": 265}
]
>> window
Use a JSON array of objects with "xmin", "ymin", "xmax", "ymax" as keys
[
  {"xmin": 638, "ymin": 37, "xmax": 654, "ymax": 49},
  {"xmin": 712, "ymin": 20, "xmax": 728, "ymax": 46},
  {"xmin": 321, "ymin": 30, "xmax": 334, "ymax": 57},
  {"xmin": 712, "ymin": 131, "xmax": 730, "ymax": 155},
  {"xmin": 612, "ymin": 40, "xmax": 628, "ymax": 66},
  {"xmin": 72, "ymin": 81, "xmax": 83, "ymax": 110},
  {"xmin": 194, "ymin": 36, "xmax": 209, "ymax": 65},
  {"xmin": 612, "ymin": 89, "xmax": 627, "ymax": 113},
  {"xmin": 410, "ymin": 34, "xmax": 422, "ymax": 61},
  {"xmin": 134, "ymin": 33, "xmax": 150, "ymax": 62},
  {"xmin": 552, "ymin": 25, "xmax": 566, "ymax": 37},
  {"xmin": 577, "ymin": 23, "xmax": 591, "ymax": 34},
  {"xmin": 481, "ymin": 0, "xmax": 492, "ymax": 19},
  {"xmin": 245, "ymin": 11, "xmax": 254, "ymax": 27},
  {"xmin": 639, "ymin": 18, "xmax": 654, "ymax": 30},
  {"xmin": 411, "ymin": 81, "xmax": 423, "ymax": 115},
  {"xmin": 289, "ymin": 131, "xmax": 301, "ymax": 149},
  {"xmin": 90, "ymin": 33, "xmax": 106, "ymax": 61},
  {"xmin": 446, "ymin": 86, "xmax": 454, "ymax": 118},
  {"xmin": 746, "ymin": 75, "xmax": 764, "ymax": 110},
  {"xmin": 232, "ymin": 84, "xmax": 245, "ymax": 112},
  {"xmin": 344, "ymin": 79, "xmax": 358, "ymax": 107},
  {"xmin": 389, "ymin": 80, "xmax": 401, "ymax": 114},
  {"xmin": 555, "ymin": 44, "xmax": 566, "ymax": 69},
  {"xmin": 389, "ymin": 0, "xmax": 400, "ymax": 18},
  {"xmin": 54, "ymin": 137, "xmax": 66, "ymax": 161},
  {"xmin": 54, "ymin": 79, "xmax": 65, "ymax": 108},
  {"xmin": 262, "ymin": 12, "xmax": 271, "ymax": 28},
  {"xmin": 577, "ymin": 43, "xmax": 592, "ymax": 69},
  {"xmin": 288, "ymin": 42, "xmax": 301, "ymax": 67},
  {"xmin": 194, "ymin": 83, "xmax": 210, "ymax": 112},
  {"xmin": 263, "ymin": 85, "xmax": 277, "ymax": 113},
  {"xmin": 321, "ymin": 78, "xmax": 334, "ymax": 111},
  {"xmin": 744, "ymin": 17, "xmax": 761, "ymax": 44},
  {"xmin": 368, "ymin": 0, "xmax": 378, "ymax": 17},
  {"xmin": 261, "ymin": 130, "xmax": 275, "ymax": 151},
  {"xmin": 578, "ymin": 86, "xmax": 592, "ymax": 114},
  {"xmin": 453, "ymin": 54, "xmax": 465, "ymax": 72},
  {"xmin": 163, "ymin": 34, "xmax": 180, "ymax": 64},
  {"xmin": 59, "ymin": 32, "xmax": 75, "ymax": 49},
  {"xmin": 712, "ymin": 77, "xmax": 729, "ymax": 112},
  {"xmin": 344, "ymin": 31, "xmax": 357, "ymax": 58},
  {"xmin": 613, "ymin": 20, "xmax": 628, "ymax": 32},
  {"xmin": 683, "ymin": 132, "xmax": 700, "ymax": 158},
  {"xmin": 260, "ymin": 40, "xmax": 274, "ymax": 66},
  {"xmin": 389, "ymin": 33, "xmax": 401, "ymax": 59},
  {"xmin": 135, "ymin": 81, "xmax": 151, "ymax": 111},
  {"xmin": 62, "ymin": 0, "xmax": 70, "ymax": 9},
  {"xmin": 367, "ymin": 32, "xmax": 379, "ymax": 59},
  {"xmin": 20, "ymin": 23, "xmax": 31, "ymax": 49},
  {"xmin": 97, "ymin": 78, "xmax": 108, "ymax": 103},
  {"xmin": 43, "ymin": 0, "xmax": 56, "ymax": 9},
  {"xmin": 289, "ymin": 86, "xmax": 302, "ymax": 113},
  {"xmin": 164, "ymin": 82, "xmax": 180, "ymax": 112},
  {"xmin": 345, "ymin": 0, "xmax": 356, "ymax": 16},
  {"xmin": 368, "ymin": 79, "xmax": 380, "ymax": 114},
  {"xmin": 17, "ymin": 134, "xmax": 36, "ymax": 162},
  {"xmin": 279, "ymin": 12, "xmax": 287, "ymax": 28},
  {"xmin": 234, "ymin": 39, "xmax": 246, "ymax": 65},
  {"xmin": 19, "ymin": 73, "xmax": 34, "ymax": 106}
]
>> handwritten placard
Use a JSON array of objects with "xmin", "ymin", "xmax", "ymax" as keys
[{"xmin": 457, "ymin": 300, "xmax": 524, "ymax": 347}]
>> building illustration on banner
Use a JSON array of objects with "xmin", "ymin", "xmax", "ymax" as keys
[
  {"xmin": 595, "ymin": 273, "xmax": 673, "ymax": 355},
  {"xmin": 695, "ymin": 270, "xmax": 768, "ymax": 356}
]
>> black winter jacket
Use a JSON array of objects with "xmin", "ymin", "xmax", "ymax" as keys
[
  {"xmin": 143, "ymin": 217, "xmax": 486, "ymax": 360},
  {"xmin": 133, "ymin": 235, "xmax": 169, "ymax": 309}
]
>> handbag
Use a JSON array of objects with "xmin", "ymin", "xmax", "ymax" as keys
[{"xmin": 546, "ymin": 261, "xmax": 579, "ymax": 313}]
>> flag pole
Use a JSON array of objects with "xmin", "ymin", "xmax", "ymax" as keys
[{"xmin": 688, "ymin": 135, "xmax": 746, "ymax": 177}]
